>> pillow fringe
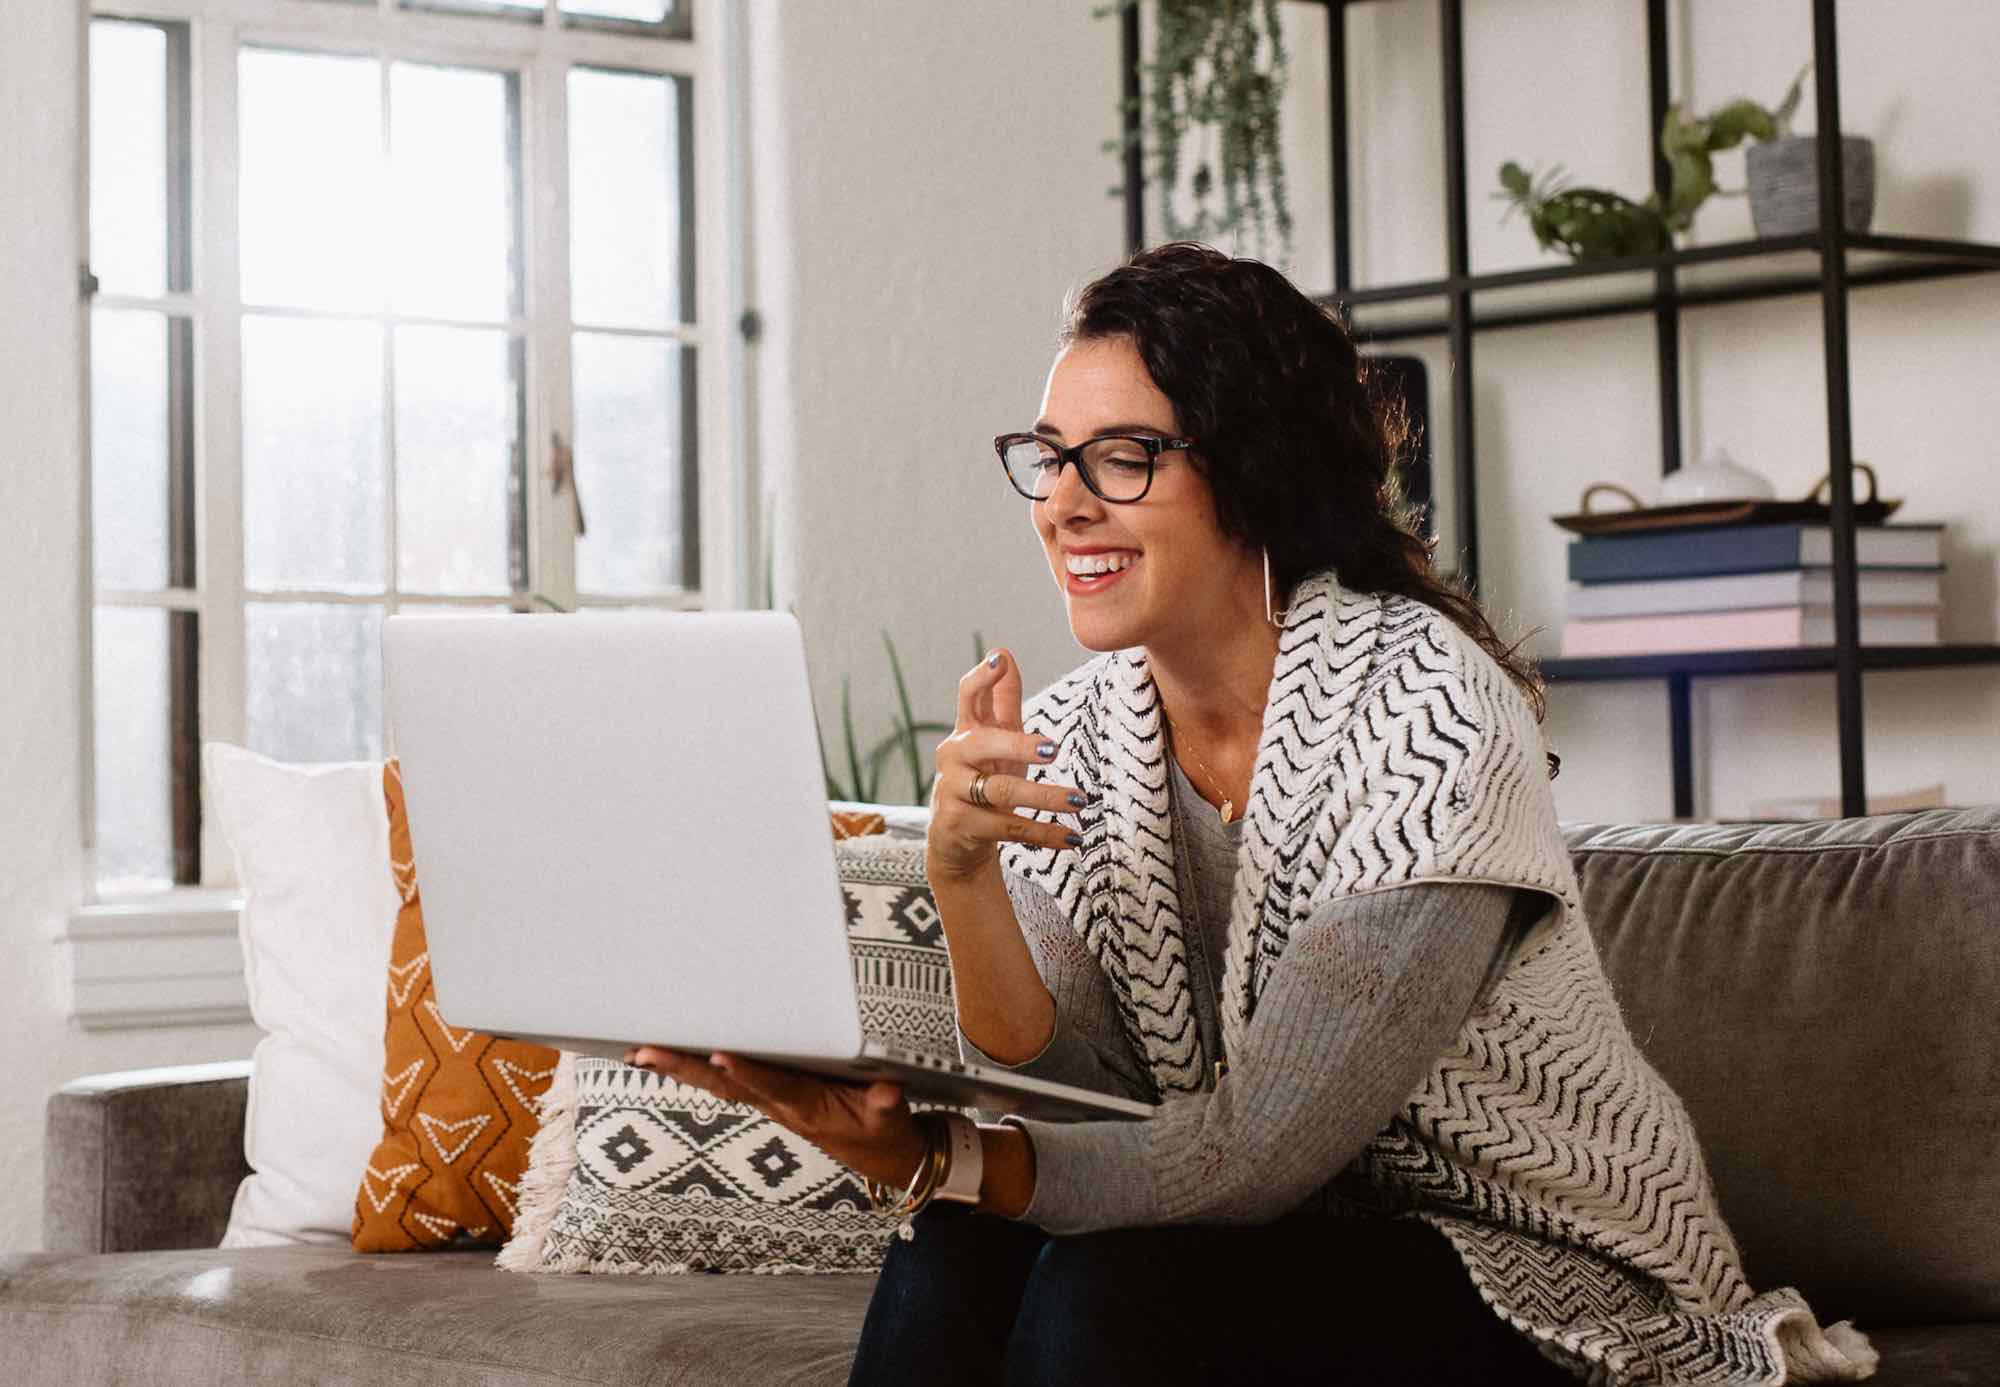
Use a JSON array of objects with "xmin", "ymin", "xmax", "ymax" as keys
[{"xmin": 494, "ymin": 1051, "xmax": 579, "ymax": 1272}]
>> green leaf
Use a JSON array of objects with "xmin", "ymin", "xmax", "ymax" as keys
[
  {"xmin": 1706, "ymin": 99, "xmax": 1771, "ymax": 150},
  {"xmin": 1499, "ymin": 160, "xmax": 1531, "ymax": 196},
  {"xmin": 882, "ymin": 630, "xmax": 925, "ymax": 805},
  {"xmin": 840, "ymin": 676, "xmax": 869, "ymax": 805},
  {"xmin": 972, "ymin": 629, "xmax": 987, "ymax": 668},
  {"xmin": 1773, "ymin": 62, "xmax": 1809, "ymax": 137}
]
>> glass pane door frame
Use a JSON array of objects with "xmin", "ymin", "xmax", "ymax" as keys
[{"xmin": 79, "ymin": 0, "xmax": 747, "ymax": 897}]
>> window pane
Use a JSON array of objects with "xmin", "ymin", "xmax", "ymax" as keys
[
  {"xmin": 391, "ymin": 62, "xmax": 520, "ymax": 321},
  {"xmin": 562, "ymin": 0, "xmax": 678, "ymax": 23},
  {"xmin": 91, "ymin": 309, "xmax": 173, "ymax": 590},
  {"xmin": 246, "ymin": 602, "xmax": 385, "ymax": 763},
  {"xmin": 239, "ymin": 47, "xmax": 384, "ymax": 312},
  {"xmin": 395, "ymin": 324, "xmax": 522, "ymax": 595},
  {"xmin": 572, "ymin": 333, "xmax": 694, "ymax": 595},
  {"xmin": 568, "ymin": 68, "xmax": 688, "ymax": 329},
  {"xmin": 89, "ymin": 20, "xmax": 171, "ymax": 298},
  {"xmin": 243, "ymin": 315, "xmax": 386, "ymax": 592},
  {"xmin": 93, "ymin": 607, "xmax": 174, "ymax": 891}
]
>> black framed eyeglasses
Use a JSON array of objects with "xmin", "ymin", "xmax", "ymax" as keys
[{"xmin": 992, "ymin": 432, "xmax": 1194, "ymax": 504}]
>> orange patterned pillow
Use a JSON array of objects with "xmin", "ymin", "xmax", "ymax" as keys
[
  {"xmin": 830, "ymin": 809, "xmax": 887, "ymax": 840},
  {"xmin": 352, "ymin": 760, "xmax": 560, "ymax": 1251}
]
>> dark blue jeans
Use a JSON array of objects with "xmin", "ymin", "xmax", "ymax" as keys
[{"xmin": 846, "ymin": 1204, "xmax": 1570, "ymax": 1386}]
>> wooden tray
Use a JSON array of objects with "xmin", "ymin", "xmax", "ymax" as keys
[{"xmin": 1552, "ymin": 463, "xmax": 1900, "ymax": 536}]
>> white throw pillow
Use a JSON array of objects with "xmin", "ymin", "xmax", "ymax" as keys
[{"xmin": 204, "ymin": 742, "xmax": 399, "ymax": 1247}]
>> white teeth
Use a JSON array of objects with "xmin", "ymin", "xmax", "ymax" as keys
[{"xmin": 1066, "ymin": 552, "xmax": 1137, "ymax": 576}]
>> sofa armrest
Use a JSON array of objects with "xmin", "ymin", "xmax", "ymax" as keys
[{"xmin": 44, "ymin": 1059, "xmax": 253, "ymax": 1253}]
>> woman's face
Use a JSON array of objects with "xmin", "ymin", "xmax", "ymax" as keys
[{"xmin": 1030, "ymin": 335, "xmax": 1256, "ymax": 654}]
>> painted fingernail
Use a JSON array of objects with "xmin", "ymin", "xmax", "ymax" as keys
[
  {"xmin": 1067, "ymin": 792, "xmax": 1088, "ymax": 808},
  {"xmin": 1065, "ymin": 832, "xmax": 1083, "ymax": 847},
  {"xmin": 1037, "ymin": 740, "xmax": 1057, "ymax": 759},
  {"xmin": 986, "ymin": 651, "xmax": 1002, "ymax": 669}
]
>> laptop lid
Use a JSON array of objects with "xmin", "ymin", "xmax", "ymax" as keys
[{"xmin": 380, "ymin": 611, "xmax": 867, "ymax": 1062}]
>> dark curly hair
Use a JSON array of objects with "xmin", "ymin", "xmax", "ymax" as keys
[{"xmin": 1061, "ymin": 241, "xmax": 1559, "ymax": 780}]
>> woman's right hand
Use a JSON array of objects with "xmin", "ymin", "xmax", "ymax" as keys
[{"xmin": 926, "ymin": 648, "xmax": 1087, "ymax": 885}]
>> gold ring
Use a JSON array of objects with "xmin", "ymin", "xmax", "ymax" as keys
[{"xmin": 968, "ymin": 771, "xmax": 991, "ymax": 808}]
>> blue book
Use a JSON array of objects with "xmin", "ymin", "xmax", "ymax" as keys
[{"xmin": 1568, "ymin": 523, "xmax": 1944, "ymax": 584}]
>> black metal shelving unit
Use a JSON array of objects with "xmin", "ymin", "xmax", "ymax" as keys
[{"xmin": 1118, "ymin": 0, "xmax": 2000, "ymax": 820}]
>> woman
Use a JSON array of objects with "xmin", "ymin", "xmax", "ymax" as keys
[{"xmin": 630, "ymin": 243, "xmax": 1876, "ymax": 1386}]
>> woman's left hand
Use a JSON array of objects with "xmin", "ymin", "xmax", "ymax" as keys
[{"xmin": 623, "ymin": 1046, "xmax": 929, "ymax": 1193}]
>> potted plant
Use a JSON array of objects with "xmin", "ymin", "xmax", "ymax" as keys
[
  {"xmin": 1743, "ymin": 89, "xmax": 1875, "ymax": 237},
  {"xmin": 1496, "ymin": 63, "xmax": 1871, "ymax": 260}
]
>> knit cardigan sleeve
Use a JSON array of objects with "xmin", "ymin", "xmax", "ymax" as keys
[
  {"xmin": 951, "ymin": 871, "xmax": 1156, "ymax": 1104},
  {"xmin": 982, "ymin": 878, "xmax": 1525, "ymax": 1234}
]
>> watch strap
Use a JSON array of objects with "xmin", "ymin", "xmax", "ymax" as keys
[{"xmin": 930, "ymin": 1112, "xmax": 984, "ymax": 1205}]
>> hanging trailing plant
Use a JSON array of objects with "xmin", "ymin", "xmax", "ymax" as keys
[{"xmin": 1099, "ymin": 0, "xmax": 1294, "ymax": 264}]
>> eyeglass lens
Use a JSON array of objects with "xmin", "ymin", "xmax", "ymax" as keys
[{"xmin": 1001, "ymin": 437, "xmax": 1154, "ymax": 501}]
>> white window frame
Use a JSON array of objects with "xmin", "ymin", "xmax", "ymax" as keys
[{"xmin": 71, "ymin": 0, "xmax": 751, "ymax": 1024}]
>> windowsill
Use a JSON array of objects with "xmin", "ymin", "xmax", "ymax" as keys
[{"xmin": 56, "ymin": 890, "xmax": 252, "ymax": 1030}]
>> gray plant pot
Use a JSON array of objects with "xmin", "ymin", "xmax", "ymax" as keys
[{"xmin": 1746, "ymin": 134, "xmax": 1875, "ymax": 237}]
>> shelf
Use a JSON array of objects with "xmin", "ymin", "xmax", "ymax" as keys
[
  {"xmin": 1323, "ymin": 233, "xmax": 2000, "ymax": 342},
  {"xmin": 1539, "ymin": 642, "xmax": 2000, "ymax": 682}
]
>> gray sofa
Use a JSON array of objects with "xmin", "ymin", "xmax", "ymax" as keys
[{"xmin": 4, "ymin": 806, "xmax": 1997, "ymax": 1385}]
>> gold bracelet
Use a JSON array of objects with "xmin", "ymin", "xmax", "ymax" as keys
[
  {"xmin": 864, "ymin": 1117, "xmax": 937, "ymax": 1215},
  {"xmin": 903, "ymin": 1112, "xmax": 953, "ymax": 1217}
]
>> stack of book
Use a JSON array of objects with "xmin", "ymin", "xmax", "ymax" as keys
[{"xmin": 1560, "ymin": 522, "xmax": 1945, "ymax": 658}]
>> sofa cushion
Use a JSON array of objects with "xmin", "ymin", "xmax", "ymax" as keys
[
  {"xmin": 0, "ymin": 1247, "xmax": 875, "ymax": 1387},
  {"xmin": 1560, "ymin": 805, "xmax": 2000, "ymax": 1327},
  {"xmin": 1, "ymin": 1246, "xmax": 1990, "ymax": 1386}
]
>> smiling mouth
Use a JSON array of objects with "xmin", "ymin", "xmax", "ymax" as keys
[{"xmin": 1063, "ymin": 552, "xmax": 1139, "ymax": 594}]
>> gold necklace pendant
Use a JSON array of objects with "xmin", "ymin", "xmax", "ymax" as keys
[{"xmin": 1165, "ymin": 710, "xmax": 1238, "ymax": 826}]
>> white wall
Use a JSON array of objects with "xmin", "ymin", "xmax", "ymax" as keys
[
  {"xmin": 752, "ymin": 0, "xmax": 1127, "ymax": 809},
  {"xmin": 0, "ymin": 0, "xmax": 260, "ymax": 1252}
]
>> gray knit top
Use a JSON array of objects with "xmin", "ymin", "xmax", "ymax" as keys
[{"xmin": 958, "ymin": 753, "xmax": 1536, "ymax": 1234}]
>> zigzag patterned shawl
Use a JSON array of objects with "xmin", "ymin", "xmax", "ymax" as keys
[{"xmin": 1000, "ymin": 570, "xmax": 1876, "ymax": 1386}]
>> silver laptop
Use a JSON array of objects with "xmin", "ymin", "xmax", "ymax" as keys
[{"xmin": 380, "ymin": 610, "xmax": 1155, "ymax": 1123}]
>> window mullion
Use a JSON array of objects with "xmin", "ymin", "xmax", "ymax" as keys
[
  {"xmin": 76, "ymin": 0, "xmax": 100, "ymax": 897},
  {"xmin": 697, "ymin": 0, "xmax": 743, "ymax": 610},
  {"xmin": 530, "ymin": 43, "xmax": 577, "ymax": 610},
  {"xmin": 197, "ymin": 12, "xmax": 248, "ymax": 886}
]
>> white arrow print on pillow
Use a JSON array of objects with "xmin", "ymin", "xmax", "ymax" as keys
[
  {"xmin": 417, "ymin": 1112, "xmax": 491, "ymax": 1165},
  {"xmin": 361, "ymin": 1162, "xmax": 421, "ymax": 1214},
  {"xmin": 381, "ymin": 1058, "xmax": 425, "ymax": 1118},
  {"xmin": 483, "ymin": 1171, "xmax": 521, "ymax": 1220},
  {"xmin": 386, "ymin": 952, "xmax": 429, "ymax": 1008},
  {"xmin": 410, "ymin": 1212, "xmax": 457, "ymax": 1242},
  {"xmin": 490, "ymin": 1057, "xmax": 556, "ymax": 1111},
  {"xmin": 421, "ymin": 999, "xmax": 477, "ymax": 1054},
  {"xmin": 390, "ymin": 853, "xmax": 419, "ymax": 904}
]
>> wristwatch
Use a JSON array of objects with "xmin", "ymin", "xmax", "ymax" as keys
[{"xmin": 930, "ymin": 1111, "xmax": 985, "ymax": 1205}]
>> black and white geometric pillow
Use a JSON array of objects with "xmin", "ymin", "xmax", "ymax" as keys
[
  {"xmin": 837, "ymin": 834, "xmax": 958, "ymax": 1059},
  {"xmin": 506, "ymin": 828, "xmax": 964, "ymax": 1276},
  {"xmin": 534, "ymin": 1058, "xmax": 900, "ymax": 1274}
]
